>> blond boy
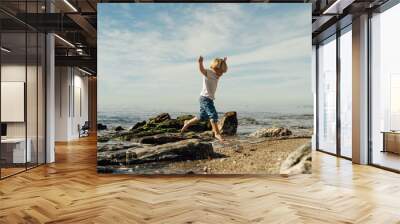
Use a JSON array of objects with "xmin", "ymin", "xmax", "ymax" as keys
[{"xmin": 181, "ymin": 56, "xmax": 228, "ymax": 142}]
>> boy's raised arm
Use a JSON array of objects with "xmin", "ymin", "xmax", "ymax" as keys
[{"xmin": 198, "ymin": 56, "xmax": 207, "ymax": 77}]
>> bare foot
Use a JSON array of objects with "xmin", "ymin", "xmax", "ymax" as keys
[
  {"xmin": 180, "ymin": 120, "xmax": 189, "ymax": 133},
  {"xmin": 215, "ymin": 134, "xmax": 225, "ymax": 143}
]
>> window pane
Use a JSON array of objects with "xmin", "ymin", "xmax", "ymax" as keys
[
  {"xmin": 318, "ymin": 36, "xmax": 337, "ymax": 154},
  {"xmin": 340, "ymin": 28, "xmax": 352, "ymax": 158},
  {"xmin": 371, "ymin": 4, "xmax": 400, "ymax": 171}
]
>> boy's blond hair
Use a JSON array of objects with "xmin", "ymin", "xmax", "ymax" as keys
[{"xmin": 210, "ymin": 58, "xmax": 228, "ymax": 73}]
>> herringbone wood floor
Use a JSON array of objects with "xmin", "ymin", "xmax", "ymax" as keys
[{"xmin": 1, "ymin": 136, "xmax": 400, "ymax": 224}]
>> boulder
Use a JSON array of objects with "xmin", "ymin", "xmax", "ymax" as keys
[
  {"xmin": 279, "ymin": 142, "xmax": 312, "ymax": 176},
  {"xmin": 97, "ymin": 143, "xmax": 142, "ymax": 165},
  {"xmin": 156, "ymin": 119, "xmax": 182, "ymax": 129},
  {"xmin": 249, "ymin": 127, "xmax": 292, "ymax": 138},
  {"xmin": 97, "ymin": 149, "xmax": 129, "ymax": 166},
  {"xmin": 142, "ymin": 113, "xmax": 171, "ymax": 129},
  {"xmin": 177, "ymin": 115, "xmax": 213, "ymax": 132},
  {"xmin": 102, "ymin": 111, "xmax": 238, "ymax": 142},
  {"xmin": 187, "ymin": 120, "xmax": 211, "ymax": 132},
  {"xmin": 115, "ymin": 126, "xmax": 124, "ymax": 131},
  {"xmin": 149, "ymin": 113, "xmax": 170, "ymax": 124},
  {"xmin": 97, "ymin": 136, "xmax": 110, "ymax": 143},
  {"xmin": 120, "ymin": 128, "xmax": 178, "ymax": 141},
  {"xmin": 98, "ymin": 142, "xmax": 142, "ymax": 152},
  {"xmin": 219, "ymin": 111, "xmax": 238, "ymax": 135},
  {"xmin": 131, "ymin": 121, "xmax": 146, "ymax": 130},
  {"xmin": 176, "ymin": 115, "xmax": 195, "ymax": 125},
  {"xmin": 139, "ymin": 133, "xmax": 186, "ymax": 145},
  {"xmin": 179, "ymin": 131, "xmax": 214, "ymax": 141},
  {"xmin": 97, "ymin": 123, "xmax": 107, "ymax": 131},
  {"xmin": 126, "ymin": 139, "xmax": 213, "ymax": 164},
  {"xmin": 197, "ymin": 130, "xmax": 214, "ymax": 139}
]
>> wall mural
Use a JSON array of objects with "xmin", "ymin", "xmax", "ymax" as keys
[{"xmin": 97, "ymin": 3, "xmax": 312, "ymax": 175}]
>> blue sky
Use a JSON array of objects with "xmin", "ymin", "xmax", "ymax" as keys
[{"xmin": 98, "ymin": 3, "xmax": 312, "ymax": 113}]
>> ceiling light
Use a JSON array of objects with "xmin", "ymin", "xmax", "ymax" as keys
[
  {"xmin": 54, "ymin": 34, "xmax": 75, "ymax": 48},
  {"xmin": 76, "ymin": 48, "xmax": 85, "ymax": 55},
  {"xmin": 78, "ymin": 67, "xmax": 93, "ymax": 76},
  {"xmin": 63, "ymin": 0, "xmax": 78, "ymax": 12},
  {"xmin": 1, "ymin": 47, "xmax": 11, "ymax": 53}
]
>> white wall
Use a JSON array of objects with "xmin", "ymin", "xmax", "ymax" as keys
[
  {"xmin": 55, "ymin": 67, "xmax": 89, "ymax": 141},
  {"xmin": 72, "ymin": 73, "xmax": 89, "ymax": 138},
  {"xmin": 55, "ymin": 66, "xmax": 69, "ymax": 141}
]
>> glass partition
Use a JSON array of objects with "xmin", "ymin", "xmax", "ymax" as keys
[
  {"xmin": 339, "ymin": 27, "xmax": 352, "ymax": 158},
  {"xmin": 1, "ymin": 31, "xmax": 28, "ymax": 177},
  {"xmin": 371, "ymin": 4, "xmax": 400, "ymax": 171},
  {"xmin": 317, "ymin": 35, "xmax": 337, "ymax": 154},
  {"xmin": 0, "ymin": 2, "xmax": 46, "ymax": 179}
]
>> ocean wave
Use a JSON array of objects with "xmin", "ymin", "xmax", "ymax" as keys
[{"xmin": 238, "ymin": 117, "xmax": 260, "ymax": 125}]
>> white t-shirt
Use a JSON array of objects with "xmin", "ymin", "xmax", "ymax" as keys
[{"xmin": 200, "ymin": 69, "xmax": 219, "ymax": 100}]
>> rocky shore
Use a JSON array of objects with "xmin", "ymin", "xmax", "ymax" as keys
[{"xmin": 97, "ymin": 112, "xmax": 312, "ymax": 175}]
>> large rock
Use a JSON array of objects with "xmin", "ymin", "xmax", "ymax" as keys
[
  {"xmin": 102, "ymin": 111, "xmax": 238, "ymax": 142},
  {"xmin": 115, "ymin": 126, "xmax": 124, "ymax": 131},
  {"xmin": 98, "ymin": 142, "xmax": 141, "ymax": 152},
  {"xmin": 219, "ymin": 111, "xmax": 238, "ymax": 135},
  {"xmin": 180, "ymin": 131, "xmax": 214, "ymax": 141},
  {"xmin": 126, "ymin": 139, "xmax": 213, "ymax": 164},
  {"xmin": 142, "ymin": 113, "xmax": 173, "ymax": 130},
  {"xmin": 97, "ymin": 136, "xmax": 110, "ymax": 143},
  {"xmin": 178, "ymin": 114, "xmax": 211, "ymax": 132},
  {"xmin": 149, "ymin": 113, "xmax": 171, "ymax": 124},
  {"xmin": 187, "ymin": 120, "xmax": 211, "ymax": 132},
  {"xmin": 97, "ymin": 123, "xmax": 107, "ymax": 130},
  {"xmin": 178, "ymin": 115, "xmax": 211, "ymax": 132},
  {"xmin": 176, "ymin": 115, "xmax": 195, "ymax": 125},
  {"xmin": 249, "ymin": 127, "xmax": 292, "ymax": 138},
  {"xmin": 279, "ymin": 142, "xmax": 312, "ymax": 176},
  {"xmin": 156, "ymin": 119, "xmax": 182, "ymax": 129},
  {"xmin": 97, "ymin": 143, "xmax": 142, "ymax": 165},
  {"xmin": 131, "ymin": 121, "xmax": 146, "ymax": 130},
  {"xmin": 139, "ymin": 133, "xmax": 186, "ymax": 145},
  {"xmin": 120, "ymin": 128, "xmax": 178, "ymax": 141},
  {"xmin": 97, "ymin": 149, "xmax": 129, "ymax": 166}
]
